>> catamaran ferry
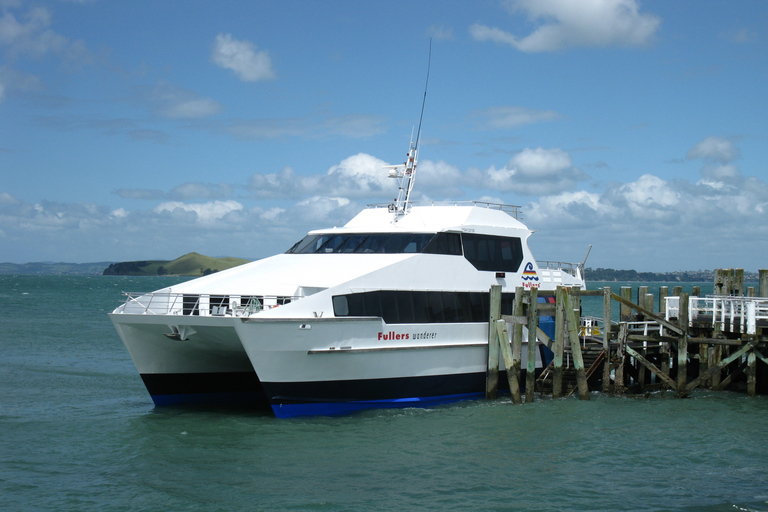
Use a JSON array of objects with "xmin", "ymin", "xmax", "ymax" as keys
[{"xmin": 109, "ymin": 137, "xmax": 585, "ymax": 416}]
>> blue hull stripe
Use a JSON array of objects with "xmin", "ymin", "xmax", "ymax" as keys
[{"xmin": 270, "ymin": 392, "xmax": 484, "ymax": 418}]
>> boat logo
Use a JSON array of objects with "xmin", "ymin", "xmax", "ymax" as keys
[{"xmin": 522, "ymin": 262, "xmax": 539, "ymax": 282}]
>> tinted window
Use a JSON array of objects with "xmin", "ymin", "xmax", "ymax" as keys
[
  {"xmin": 332, "ymin": 290, "xmax": 515, "ymax": 324},
  {"xmin": 287, "ymin": 232, "xmax": 462, "ymax": 255},
  {"xmin": 462, "ymin": 234, "xmax": 523, "ymax": 272},
  {"xmin": 423, "ymin": 232, "xmax": 462, "ymax": 255}
]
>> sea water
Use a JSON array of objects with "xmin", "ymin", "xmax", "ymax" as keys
[{"xmin": 1, "ymin": 275, "xmax": 767, "ymax": 512}]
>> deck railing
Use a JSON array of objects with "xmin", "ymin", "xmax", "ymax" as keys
[
  {"xmin": 366, "ymin": 200, "xmax": 523, "ymax": 220},
  {"xmin": 114, "ymin": 292, "xmax": 301, "ymax": 317}
]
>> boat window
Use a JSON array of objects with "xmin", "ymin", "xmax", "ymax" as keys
[
  {"xmin": 332, "ymin": 290, "xmax": 515, "ymax": 324},
  {"xmin": 286, "ymin": 235, "xmax": 323, "ymax": 254},
  {"xmin": 286, "ymin": 232, "xmax": 450, "ymax": 254},
  {"xmin": 462, "ymin": 234, "xmax": 523, "ymax": 272},
  {"xmin": 317, "ymin": 234, "xmax": 348, "ymax": 253},
  {"xmin": 422, "ymin": 232, "xmax": 462, "ymax": 255},
  {"xmin": 332, "ymin": 295, "xmax": 349, "ymax": 316}
]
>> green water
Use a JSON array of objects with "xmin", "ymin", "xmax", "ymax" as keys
[{"xmin": 1, "ymin": 276, "xmax": 767, "ymax": 511}]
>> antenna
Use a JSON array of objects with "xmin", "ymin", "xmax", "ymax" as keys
[{"xmin": 385, "ymin": 39, "xmax": 431, "ymax": 219}]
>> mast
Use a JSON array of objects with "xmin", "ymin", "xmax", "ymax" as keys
[{"xmin": 384, "ymin": 39, "xmax": 431, "ymax": 220}]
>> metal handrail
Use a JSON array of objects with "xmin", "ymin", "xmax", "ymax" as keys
[
  {"xmin": 665, "ymin": 295, "xmax": 768, "ymax": 335},
  {"xmin": 114, "ymin": 291, "xmax": 301, "ymax": 317},
  {"xmin": 365, "ymin": 200, "xmax": 523, "ymax": 219}
]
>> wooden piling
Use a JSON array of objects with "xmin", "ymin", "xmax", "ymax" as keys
[
  {"xmin": 659, "ymin": 286, "xmax": 669, "ymax": 313},
  {"xmin": 602, "ymin": 287, "xmax": 612, "ymax": 393},
  {"xmin": 486, "ymin": 284, "xmax": 501, "ymax": 399},
  {"xmin": 526, "ymin": 286, "xmax": 538, "ymax": 403},
  {"xmin": 748, "ymin": 350, "xmax": 757, "ymax": 397},
  {"xmin": 563, "ymin": 289, "xmax": 590, "ymax": 400},
  {"xmin": 620, "ymin": 287, "xmax": 632, "ymax": 321},
  {"xmin": 760, "ymin": 269, "xmax": 768, "ymax": 297},
  {"xmin": 553, "ymin": 287, "xmax": 565, "ymax": 398},
  {"xmin": 676, "ymin": 293, "xmax": 689, "ymax": 397},
  {"xmin": 508, "ymin": 288, "xmax": 525, "ymax": 404},
  {"xmin": 615, "ymin": 323, "xmax": 628, "ymax": 394},
  {"xmin": 638, "ymin": 286, "xmax": 648, "ymax": 308}
]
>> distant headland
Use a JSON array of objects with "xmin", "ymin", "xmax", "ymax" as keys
[
  {"xmin": 0, "ymin": 252, "xmax": 250, "ymax": 276},
  {"xmin": 101, "ymin": 252, "xmax": 250, "ymax": 276}
]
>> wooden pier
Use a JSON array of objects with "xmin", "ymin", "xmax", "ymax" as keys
[{"xmin": 486, "ymin": 269, "xmax": 768, "ymax": 402}]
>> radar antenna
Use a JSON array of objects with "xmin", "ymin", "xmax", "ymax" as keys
[{"xmin": 383, "ymin": 39, "xmax": 431, "ymax": 219}]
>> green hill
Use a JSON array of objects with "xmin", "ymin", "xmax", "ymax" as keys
[{"xmin": 102, "ymin": 252, "xmax": 250, "ymax": 276}]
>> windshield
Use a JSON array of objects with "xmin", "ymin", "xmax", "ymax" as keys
[{"xmin": 286, "ymin": 233, "xmax": 436, "ymax": 254}]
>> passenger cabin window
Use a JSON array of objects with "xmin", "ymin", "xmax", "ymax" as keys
[
  {"xmin": 332, "ymin": 290, "xmax": 517, "ymax": 324},
  {"xmin": 286, "ymin": 232, "xmax": 451, "ymax": 254},
  {"xmin": 462, "ymin": 233, "xmax": 523, "ymax": 272},
  {"xmin": 286, "ymin": 230, "xmax": 522, "ymax": 273}
]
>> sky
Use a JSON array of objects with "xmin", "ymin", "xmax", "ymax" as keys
[{"xmin": 1, "ymin": 0, "xmax": 767, "ymax": 272}]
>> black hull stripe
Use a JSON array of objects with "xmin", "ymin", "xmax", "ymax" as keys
[
  {"xmin": 262, "ymin": 370, "xmax": 531, "ymax": 405},
  {"xmin": 140, "ymin": 371, "xmax": 269, "ymax": 407}
]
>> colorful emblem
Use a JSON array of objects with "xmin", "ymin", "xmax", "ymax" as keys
[{"xmin": 522, "ymin": 262, "xmax": 539, "ymax": 281}]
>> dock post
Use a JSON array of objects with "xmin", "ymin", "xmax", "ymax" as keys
[
  {"xmin": 553, "ymin": 286, "xmax": 565, "ymax": 398},
  {"xmin": 759, "ymin": 270, "xmax": 768, "ymax": 297},
  {"xmin": 672, "ymin": 286, "xmax": 682, "ymax": 297},
  {"xmin": 615, "ymin": 323, "xmax": 628, "ymax": 394},
  {"xmin": 564, "ymin": 289, "xmax": 590, "ymax": 400},
  {"xmin": 620, "ymin": 287, "xmax": 632, "ymax": 321},
  {"xmin": 526, "ymin": 286, "xmax": 538, "ymax": 403},
  {"xmin": 714, "ymin": 269, "xmax": 725, "ymax": 295},
  {"xmin": 486, "ymin": 284, "xmax": 502, "ymax": 399},
  {"xmin": 638, "ymin": 286, "xmax": 648, "ymax": 310},
  {"xmin": 507, "ymin": 287, "xmax": 524, "ymax": 404},
  {"xmin": 676, "ymin": 293, "xmax": 690, "ymax": 397},
  {"xmin": 699, "ymin": 341, "xmax": 710, "ymax": 389},
  {"xmin": 734, "ymin": 269, "xmax": 744, "ymax": 296},
  {"xmin": 659, "ymin": 286, "xmax": 669, "ymax": 314},
  {"xmin": 747, "ymin": 350, "xmax": 757, "ymax": 397},
  {"xmin": 602, "ymin": 287, "xmax": 612, "ymax": 393}
]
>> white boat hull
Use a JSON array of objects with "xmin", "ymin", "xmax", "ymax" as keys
[
  {"xmin": 235, "ymin": 316, "xmax": 548, "ymax": 417},
  {"xmin": 109, "ymin": 313, "xmax": 268, "ymax": 406}
]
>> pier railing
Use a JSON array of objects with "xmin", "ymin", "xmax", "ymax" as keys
[{"xmin": 666, "ymin": 295, "xmax": 768, "ymax": 335}]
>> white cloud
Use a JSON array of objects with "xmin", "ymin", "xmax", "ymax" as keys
[
  {"xmin": 470, "ymin": 0, "xmax": 661, "ymax": 52},
  {"xmin": 146, "ymin": 81, "xmax": 221, "ymax": 119},
  {"xmin": 686, "ymin": 136, "xmax": 739, "ymax": 163},
  {"xmin": 248, "ymin": 153, "xmax": 393, "ymax": 200},
  {"xmin": 153, "ymin": 200, "xmax": 243, "ymax": 225},
  {"xmin": 0, "ymin": 6, "xmax": 93, "ymax": 66},
  {"xmin": 218, "ymin": 113, "xmax": 386, "ymax": 140},
  {"xmin": 0, "ymin": 191, "xmax": 19, "ymax": 204},
  {"xmin": 472, "ymin": 106, "xmax": 562, "ymax": 129},
  {"xmin": 169, "ymin": 182, "xmax": 234, "ymax": 201},
  {"xmin": 475, "ymin": 147, "xmax": 585, "ymax": 195},
  {"xmin": 211, "ymin": 33, "xmax": 275, "ymax": 82},
  {"xmin": 0, "ymin": 65, "xmax": 41, "ymax": 102}
]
